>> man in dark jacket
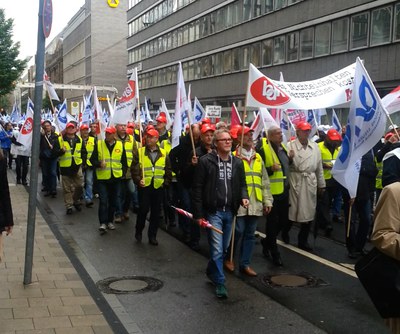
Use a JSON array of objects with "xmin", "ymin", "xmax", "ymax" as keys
[
  {"xmin": 0, "ymin": 148, "xmax": 13, "ymax": 238},
  {"xmin": 192, "ymin": 128, "xmax": 249, "ymax": 299}
]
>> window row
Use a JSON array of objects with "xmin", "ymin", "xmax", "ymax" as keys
[
  {"xmin": 137, "ymin": 3, "xmax": 400, "ymax": 89},
  {"xmin": 128, "ymin": 0, "xmax": 142, "ymax": 10},
  {"xmin": 128, "ymin": 0, "xmax": 303, "ymax": 64},
  {"xmin": 128, "ymin": 0, "xmax": 196, "ymax": 36}
]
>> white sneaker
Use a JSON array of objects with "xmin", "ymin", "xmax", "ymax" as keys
[
  {"xmin": 99, "ymin": 224, "xmax": 107, "ymax": 232},
  {"xmin": 107, "ymin": 222, "xmax": 116, "ymax": 230}
]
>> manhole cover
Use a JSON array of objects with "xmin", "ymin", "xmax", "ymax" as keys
[
  {"xmin": 96, "ymin": 276, "xmax": 163, "ymax": 294},
  {"xmin": 261, "ymin": 272, "xmax": 327, "ymax": 288},
  {"xmin": 270, "ymin": 275, "xmax": 308, "ymax": 287}
]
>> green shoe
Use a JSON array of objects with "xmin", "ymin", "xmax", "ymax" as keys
[{"xmin": 215, "ymin": 284, "xmax": 228, "ymax": 299}]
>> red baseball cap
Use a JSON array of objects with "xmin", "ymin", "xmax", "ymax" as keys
[
  {"xmin": 230, "ymin": 124, "xmax": 242, "ymax": 139},
  {"xmin": 80, "ymin": 124, "xmax": 89, "ymax": 130},
  {"xmin": 202, "ymin": 118, "xmax": 211, "ymax": 125},
  {"xmin": 156, "ymin": 115, "xmax": 167, "ymax": 123},
  {"xmin": 147, "ymin": 129, "xmax": 159, "ymax": 137},
  {"xmin": 385, "ymin": 132, "xmax": 394, "ymax": 141},
  {"xmin": 237, "ymin": 125, "xmax": 253, "ymax": 136},
  {"xmin": 126, "ymin": 127, "xmax": 134, "ymax": 135},
  {"xmin": 127, "ymin": 121, "xmax": 135, "ymax": 129},
  {"xmin": 105, "ymin": 126, "xmax": 116, "ymax": 134},
  {"xmin": 327, "ymin": 129, "xmax": 341, "ymax": 141},
  {"xmin": 201, "ymin": 124, "xmax": 215, "ymax": 134},
  {"xmin": 66, "ymin": 122, "xmax": 75, "ymax": 128},
  {"xmin": 296, "ymin": 122, "xmax": 312, "ymax": 131}
]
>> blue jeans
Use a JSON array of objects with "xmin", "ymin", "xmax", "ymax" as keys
[
  {"xmin": 235, "ymin": 216, "xmax": 258, "ymax": 269},
  {"xmin": 97, "ymin": 179, "xmax": 121, "ymax": 225},
  {"xmin": 84, "ymin": 168, "xmax": 94, "ymax": 202},
  {"xmin": 41, "ymin": 158, "xmax": 58, "ymax": 193},
  {"xmin": 206, "ymin": 210, "xmax": 233, "ymax": 285}
]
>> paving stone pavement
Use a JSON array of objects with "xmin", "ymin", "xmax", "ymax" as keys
[{"xmin": 0, "ymin": 183, "xmax": 114, "ymax": 334}]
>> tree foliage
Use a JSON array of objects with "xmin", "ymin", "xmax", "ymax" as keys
[{"xmin": 0, "ymin": 9, "xmax": 27, "ymax": 97}]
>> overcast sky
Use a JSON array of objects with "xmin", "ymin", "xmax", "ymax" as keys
[{"xmin": 1, "ymin": 0, "xmax": 84, "ymax": 60}]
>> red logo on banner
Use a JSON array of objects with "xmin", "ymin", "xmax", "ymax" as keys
[
  {"xmin": 250, "ymin": 77, "xmax": 290, "ymax": 106},
  {"xmin": 21, "ymin": 118, "xmax": 34, "ymax": 135},
  {"xmin": 119, "ymin": 81, "xmax": 136, "ymax": 103}
]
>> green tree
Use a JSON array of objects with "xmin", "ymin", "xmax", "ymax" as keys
[{"xmin": 0, "ymin": 9, "xmax": 27, "ymax": 97}]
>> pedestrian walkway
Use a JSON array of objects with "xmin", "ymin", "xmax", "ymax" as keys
[{"xmin": 0, "ymin": 182, "xmax": 114, "ymax": 334}]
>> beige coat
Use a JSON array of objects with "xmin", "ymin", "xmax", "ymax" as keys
[
  {"xmin": 371, "ymin": 182, "xmax": 400, "ymax": 334},
  {"xmin": 287, "ymin": 139, "xmax": 325, "ymax": 223}
]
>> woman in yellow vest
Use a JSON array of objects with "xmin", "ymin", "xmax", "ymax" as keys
[
  {"xmin": 90, "ymin": 127, "xmax": 127, "ymax": 233},
  {"xmin": 131, "ymin": 128, "xmax": 172, "ymax": 245},
  {"xmin": 225, "ymin": 126, "xmax": 273, "ymax": 277}
]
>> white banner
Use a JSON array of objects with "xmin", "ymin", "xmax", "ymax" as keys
[
  {"xmin": 18, "ymin": 98, "xmax": 34, "ymax": 148},
  {"xmin": 112, "ymin": 70, "xmax": 137, "ymax": 125},
  {"xmin": 246, "ymin": 63, "xmax": 356, "ymax": 110},
  {"xmin": 332, "ymin": 58, "xmax": 386, "ymax": 198}
]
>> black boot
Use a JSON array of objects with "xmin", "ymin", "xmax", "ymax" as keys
[{"xmin": 298, "ymin": 223, "xmax": 313, "ymax": 251}]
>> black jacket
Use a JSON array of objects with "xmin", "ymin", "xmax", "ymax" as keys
[
  {"xmin": 40, "ymin": 132, "xmax": 61, "ymax": 159},
  {"xmin": 0, "ymin": 153, "xmax": 13, "ymax": 231},
  {"xmin": 191, "ymin": 150, "xmax": 248, "ymax": 219}
]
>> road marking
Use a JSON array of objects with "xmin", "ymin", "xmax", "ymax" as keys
[{"xmin": 255, "ymin": 231, "xmax": 358, "ymax": 278}]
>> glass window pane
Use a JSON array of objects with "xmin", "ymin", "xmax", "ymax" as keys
[
  {"xmin": 210, "ymin": 12, "xmax": 216, "ymax": 34},
  {"xmin": 232, "ymin": 2, "xmax": 241, "ymax": 25},
  {"xmin": 264, "ymin": 0, "xmax": 273, "ymax": 13},
  {"xmin": 225, "ymin": 4, "xmax": 233, "ymax": 28},
  {"xmin": 331, "ymin": 18, "xmax": 349, "ymax": 53},
  {"xmin": 351, "ymin": 13, "xmax": 369, "ymax": 49},
  {"xmin": 183, "ymin": 26, "xmax": 189, "ymax": 45},
  {"xmin": 254, "ymin": 0, "xmax": 262, "ymax": 18},
  {"xmin": 241, "ymin": 46, "xmax": 250, "ymax": 69},
  {"xmin": 300, "ymin": 28, "xmax": 314, "ymax": 59},
  {"xmin": 201, "ymin": 56, "xmax": 212, "ymax": 77},
  {"xmin": 243, "ymin": 0, "xmax": 252, "ymax": 21},
  {"xmin": 200, "ymin": 16, "xmax": 209, "ymax": 38},
  {"xmin": 315, "ymin": 23, "xmax": 330, "ymax": 56},
  {"xmin": 250, "ymin": 43, "xmax": 261, "ymax": 67},
  {"xmin": 194, "ymin": 59, "xmax": 201, "ymax": 79},
  {"xmin": 188, "ymin": 60, "xmax": 195, "ymax": 81},
  {"xmin": 273, "ymin": 36, "xmax": 285, "ymax": 64},
  {"xmin": 286, "ymin": 32, "xmax": 298, "ymax": 62},
  {"xmin": 214, "ymin": 53, "xmax": 223, "ymax": 75},
  {"xmin": 224, "ymin": 50, "xmax": 232, "ymax": 73},
  {"xmin": 275, "ymin": 0, "xmax": 287, "ymax": 10},
  {"xmin": 370, "ymin": 6, "xmax": 392, "ymax": 46},
  {"xmin": 262, "ymin": 39, "xmax": 273, "ymax": 66},
  {"xmin": 395, "ymin": 4, "xmax": 400, "ymax": 41},
  {"xmin": 216, "ymin": 9, "xmax": 225, "ymax": 32},
  {"xmin": 232, "ymin": 49, "xmax": 240, "ymax": 71}
]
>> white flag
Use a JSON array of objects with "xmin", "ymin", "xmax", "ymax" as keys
[
  {"xmin": 382, "ymin": 86, "xmax": 400, "ymax": 114},
  {"xmin": 332, "ymin": 57, "xmax": 387, "ymax": 198},
  {"xmin": 44, "ymin": 71, "xmax": 60, "ymax": 101},
  {"xmin": 331, "ymin": 109, "xmax": 342, "ymax": 132},
  {"xmin": 112, "ymin": 70, "xmax": 138, "ymax": 124},
  {"xmin": 172, "ymin": 62, "xmax": 187, "ymax": 148},
  {"xmin": 93, "ymin": 87, "xmax": 106, "ymax": 140},
  {"xmin": 18, "ymin": 98, "xmax": 34, "ymax": 148},
  {"xmin": 160, "ymin": 98, "xmax": 172, "ymax": 130},
  {"xmin": 55, "ymin": 99, "xmax": 68, "ymax": 132},
  {"xmin": 193, "ymin": 97, "xmax": 205, "ymax": 123}
]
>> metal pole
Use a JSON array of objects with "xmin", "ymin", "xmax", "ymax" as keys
[{"xmin": 24, "ymin": 0, "xmax": 46, "ymax": 285}]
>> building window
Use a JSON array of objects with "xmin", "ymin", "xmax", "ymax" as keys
[
  {"xmin": 250, "ymin": 43, "xmax": 261, "ymax": 67},
  {"xmin": 224, "ymin": 50, "xmax": 232, "ymax": 73},
  {"xmin": 232, "ymin": 48, "xmax": 240, "ymax": 71},
  {"xmin": 210, "ymin": 12, "xmax": 216, "ymax": 34},
  {"xmin": 200, "ymin": 15, "xmax": 209, "ymax": 38},
  {"xmin": 331, "ymin": 18, "xmax": 349, "ymax": 53},
  {"xmin": 264, "ymin": 0, "xmax": 273, "ymax": 13},
  {"xmin": 370, "ymin": 6, "xmax": 392, "ymax": 46},
  {"xmin": 286, "ymin": 32, "xmax": 298, "ymax": 62},
  {"xmin": 274, "ymin": 0, "xmax": 287, "ymax": 10},
  {"xmin": 213, "ymin": 52, "xmax": 223, "ymax": 75},
  {"xmin": 232, "ymin": 1, "xmax": 241, "ymax": 25},
  {"xmin": 273, "ymin": 36, "xmax": 285, "ymax": 64},
  {"xmin": 201, "ymin": 56, "xmax": 212, "ymax": 77},
  {"xmin": 262, "ymin": 39, "xmax": 273, "ymax": 66},
  {"xmin": 395, "ymin": 4, "xmax": 400, "ymax": 41},
  {"xmin": 254, "ymin": 0, "xmax": 262, "ymax": 18},
  {"xmin": 300, "ymin": 28, "xmax": 314, "ymax": 59},
  {"xmin": 216, "ymin": 8, "xmax": 225, "ymax": 32},
  {"xmin": 351, "ymin": 12, "xmax": 369, "ymax": 49},
  {"xmin": 243, "ymin": 0, "xmax": 252, "ymax": 21},
  {"xmin": 241, "ymin": 46, "xmax": 250, "ymax": 69}
]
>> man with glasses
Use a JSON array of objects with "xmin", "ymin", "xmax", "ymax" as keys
[{"xmin": 192, "ymin": 128, "xmax": 249, "ymax": 299}]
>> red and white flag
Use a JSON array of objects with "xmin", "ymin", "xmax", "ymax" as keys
[
  {"xmin": 160, "ymin": 98, "xmax": 172, "ymax": 130},
  {"xmin": 231, "ymin": 103, "xmax": 241, "ymax": 126},
  {"xmin": 251, "ymin": 108, "xmax": 278, "ymax": 141},
  {"xmin": 93, "ymin": 87, "xmax": 106, "ymax": 140},
  {"xmin": 18, "ymin": 98, "xmax": 34, "ymax": 148},
  {"xmin": 44, "ymin": 71, "xmax": 60, "ymax": 102},
  {"xmin": 172, "ymin": 62, "xmax": 187, "ymax": 149},
  {"xmin": 382, "ymin": 86, "xmax": 400, "ymax": 115},
  {"xmin": 112, "ymin": 69, "xmax": 138, "ymax": 125}
]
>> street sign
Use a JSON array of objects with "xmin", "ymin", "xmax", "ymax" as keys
[
  {"xmin": 205, "ymin": 105, "xmax": 222, "ymax": 117},
  {"xmin": 43, "ymin": 0, "xmax": 53, "ymax": 38},
  {"xmin": 70, "ymin": 101, "xmax": 80, "ymax": 116}
]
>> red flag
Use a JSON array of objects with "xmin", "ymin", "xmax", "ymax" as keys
[{"xmin": 231, "ymin": 103, "xmax": 241, "ymax": 126}]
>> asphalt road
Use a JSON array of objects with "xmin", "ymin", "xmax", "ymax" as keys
[{"xmin": 19, "ymin": 171, "xmax": 388, "ymax": 334}]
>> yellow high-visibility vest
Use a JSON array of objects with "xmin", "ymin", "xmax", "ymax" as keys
[
  {"xmin": 262, "ymin": 138, "xmax": 286, "ymax": 195},
  {"xmin": 117, "ymin": 134, "xmax": 136, "ymax": 168},
  {"xmin": 139, "ymin": 147, "xmax": 166, "ymax": 189},
  {"xmin": 234, "ymin": 150, "xmax": 263, "ymax": 202},
  {"xmin": 96, "ymin": 140, "xmax": 123, "ymax": 180},
  {"xmin": 376, "ymin": 160, "xmax": 383, "ymax": 190},
  {"xmin": 59, "ymin": 136, "xmax": 83, "ymax": 167},
  {"xmin": 85, "ymin": 136, "xmax": 95, "ymax": 167},
  {"xmin": 318, "ymin": 142, "xmax": 339, "ymax": 180},
  {"xmin": 160, "ymin": 139, "xmax": 176, "ymax": 177}
]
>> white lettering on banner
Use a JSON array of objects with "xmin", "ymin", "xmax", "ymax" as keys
[{"xmin": 247, "ymin": 63, "xmax": 356, "ymax": 110}]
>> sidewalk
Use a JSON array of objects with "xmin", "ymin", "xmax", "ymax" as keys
[{"xmin": 0, "ymin": 182, "xmax": 114, "ymax": 334}]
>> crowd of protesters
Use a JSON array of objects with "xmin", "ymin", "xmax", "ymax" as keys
[{"xmin": 2, "ymin": 113, "xmax": 400, "ymax": 301}]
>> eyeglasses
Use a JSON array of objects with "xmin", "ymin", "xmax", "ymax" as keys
[{"xmin": 216, "ymin": 138, "xmax": 233, "ymax": 143}]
